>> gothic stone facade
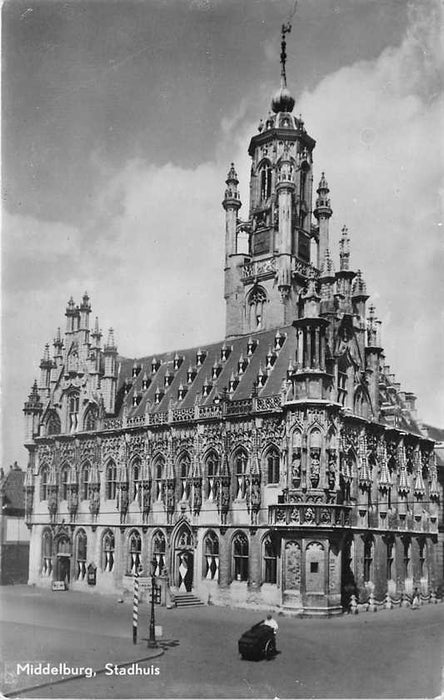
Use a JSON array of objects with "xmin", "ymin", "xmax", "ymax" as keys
[{"xmin": 23, "ymin": 33, "xmax": 440, "ymax": 615}]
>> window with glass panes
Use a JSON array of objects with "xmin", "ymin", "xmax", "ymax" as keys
[
  {"xmin": 76, "ymin": 530, "xmax": 87, "ymax": 580},
  {"xmin": 203, "ymin": 531, "xmax": 219, "ymax": 580},
  {"xmin": 128, "ymin": 531, "xmax": 141, "ymax": 574},
  {"xmin": 106, "ymin": 461, "xmax": 117, "ymax": 500},
  {"xmin": 205, "ymin": 451, "xmax": 219, "ymax": 501},
  {"xmin": 263, "ymin": 535, "xmax": 277, "ymax": 583},
  {"xmin": 233, "ymin": 532, "xmax": 249, "ymax": 581},
  {"xmin": 102, "ymin": 530, "xmax": 115, "ymax": 572},
  {"xmin": 234, "ymin": 450, "xmax": 248, "ymax": 500}
]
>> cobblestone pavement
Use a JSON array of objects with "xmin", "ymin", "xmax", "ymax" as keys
[{"xmin": 1, "ymin": 585, "xmax": 443, "ymax": 698}]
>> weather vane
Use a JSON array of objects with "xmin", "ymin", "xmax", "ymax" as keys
[{"xmin": 280, "ymin": 1, "xmax": 297, "ymax": 87}]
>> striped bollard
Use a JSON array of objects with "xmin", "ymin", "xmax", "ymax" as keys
[{"xmin": 133, "ymin": 568, "xmax": 140, "ymax": 644}]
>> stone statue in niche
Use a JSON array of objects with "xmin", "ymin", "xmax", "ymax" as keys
[
  {"xmin": 89, "ymin": 486, "xmax": 100, "ymax": 517},
  {"xmin": 291, "ymin": 450, "xmax": 301, "ymax": 488},
  {"xmin": 193, "ymin": 478, "xmax": 202, "ymax": 515},
  {"xmin": 310, "ymin": 449, "xmax": 321, "ymax": 488}
]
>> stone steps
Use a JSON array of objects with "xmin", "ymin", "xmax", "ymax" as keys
[{"xmin": 173, "ymin": 592, "xmax": 205, "ymax": 607}]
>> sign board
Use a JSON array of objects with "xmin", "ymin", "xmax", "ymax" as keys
[
  {"xmin": 155, "ymin": 625, "xmax": 163, "ymax": 638},
  {"xmin": 51, "ymin": 581, "xmax": 66, "ymax": 591},
  {"xmin": 149, "ymin": 585, "xmax": 161, "ymax": 604},
  {"xmin": 87, "ymin": 563, "xmax": 97, "ymax": 586}
]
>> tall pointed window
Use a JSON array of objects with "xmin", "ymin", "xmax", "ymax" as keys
[
  {"xmin": 403, "ymin": 539, "xmax": 412, "ymax": 578},
  {"xmin": 233, "ymin": 449, "xmax": 248, "ymax": 500},
  {"xmin": 60, "ymin": 465, "xmax": 69, "ymax": 501},
  {"xmin": 42, "ymin": 529, "xmax": 52, "ymax": 576},
  {"xmin": 260, "ymin": 164, "xmax": 272, "ymax": 201},
  {"xmin": 154, "ymin": 456, "xmax": 165, "ymax": 502},
  {"xmin": 233, "ymin": 532, "xmax": 249, "ymax": 581},
  {"xmin": 248, "ymin": 287, "xmax": 267, "ymax": 331},
  {"xmin": 363, "ymin": 536, "xmax": 374, "ymax": 583},
  {"xmin": 386, "ymin": 538, "xmax": 394, "ymax": 580},
  {"xmin": 81, "ymin": 463, "xmax": 90, "ymax": 501},
  {"xmin": 102, "ymin": 530, "xmax": 115, "ymax": 572},
  {"xmin": 131, "ymin": 459, "xmax": 141, "ymax": 502},
  {"xmin": 263, "ymin": 534, "xmax": 277, "ymax": 584},
  {"xmin": 265, "ymin": 446, "xmax": 280, "ymax": 484},
  {"xmin": 76, "ymin": 529, "xmax": 87, "ymax": 581},
  {"xmin": 178, "ymin": 452, "xmax": 191, "ymax": 501},
  {"xmin": 205, "ymin": 451, "xmax": 219, "ymax": 501},
  {"xmin": 153, "ymin": 531, "xmax": 166, "ymax": 576},
  {"xmin": 40, "ymin": 465, "xmax": 49, "ymax": 501},
  {"xmin": 203, "ymin": 531, "xmax": 219, "ymax": 581},
  {"xmin": 106, "ymin": 461, "xmax": 117, "ymax": 500},
  {"xmin": 68, "ymin": 392, "xmax": 80, "ymax": 433},
  {"xmin": 128, "ymin": 530, "xmax": 141, "ymax": 575}
]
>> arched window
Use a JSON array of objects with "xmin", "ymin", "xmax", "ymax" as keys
[
  {"xmin": 203, "ymin": 531, "xmax": 219, "ymax": 580},
  {"xmin": 60, "ymin": 465, "xmax": 69, "ymax": 500},
  {"xmin": 84, "ymin": 405, "xmax": 98, "ymax": 432},
  {"xmin": 153, "ymin": 530, "xmax": 166, "ymax": 576},
  {"xmin": 263, "ymin": 534, "xmax": 277, "ymax": 584},
  {"xmin": 205, "ymin": 451, "xmax": 219, "ymax": 501},
  {"xmin": 265, "ymin": 446, "xmax": 280, "ymax": 484},
  {"xmin": 233, "ymin": 449, "xmax": 248, "ymax": 500},
  {"xmin": 106, "ymin": 461, "xmax": 117, "ymax": 500},
  {"xmin": 131, "ymin": 458, "xmax": 141, "ymax": 502},
  {"xmin": 363, "ymin": 536, "xmax": 374, "ymax": 583},
  {"xmin": 40, "ymin": 465, "xmax": 49, "ymax": 501},
  {"xmin": 178, "ymin": 452, "xmax": 191, "ymax": 501},
  {"xmin": 76, "ymin": 529, "xmax": 87, "ymax": 581},
  {"xmin": 128, "ymin": 530, "xmax": 142, "ymax": 575},
  {"xmin": 46, "ymin": 411, "xmax": 61, "ymax": 436},
  {"xmin": 102, "ymin": 530, "xmax": 115, "ymax": 572},
  {"xmin": 154, "ymin": 456, "xmax": 165, "ymax": 502},
  {"xmin": 68, "ymin": 392, "xmax": 80, "ymax": 433},
  {"xmin": 260, "ymin": 163, "xmax": 272, "ymax": 200},
  {"xmin": 248, "ymin": 287, "xmax": 267, "ymax": 331},
  {"xmin": 233, "ymin": 532, "xmax": 249, "ymax": 581},
  {"xmin": 41, "ymin": 529, "xmax": 52, "ymax": 576},
  {"xmin": 81, "ymin": 463, "xmax": 90, "ymax": 501}
]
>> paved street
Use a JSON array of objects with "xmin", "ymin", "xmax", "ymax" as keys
[{"xmin": 1, "ymin": 585, "xmax": 443, "ymax": 698}]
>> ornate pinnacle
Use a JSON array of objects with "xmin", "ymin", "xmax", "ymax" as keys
[{"xmin": 339, "ymin": 225, "xmax": 351, "ymax": 271}]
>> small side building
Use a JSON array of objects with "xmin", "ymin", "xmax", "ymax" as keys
[{"xmin": 0, "ymin": 463, "xmax": 30, "ymax": 584}]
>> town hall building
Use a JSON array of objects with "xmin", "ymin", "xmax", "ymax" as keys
[{"xmin": 23, "ymin": 26, "xmax": 441, "ymax": 615}]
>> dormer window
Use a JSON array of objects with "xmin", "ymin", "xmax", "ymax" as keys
[
  {"xmin": 196, "ymin": 349, "xmax": 206, "ymax": 367},
  {"xmin": 173, "ymin": 354, "xmax": 183, "ymax": 371}
]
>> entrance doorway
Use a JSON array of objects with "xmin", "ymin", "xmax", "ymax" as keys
[
  {"xmin": 55, "ymin": 535, "xmax": 71, "ymax": 584},
  {"xmin": 175, "ymin": 526, "xmax": 194, "ymax": 592}
]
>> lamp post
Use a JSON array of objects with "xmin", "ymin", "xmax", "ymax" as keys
[{"xmin": 148, "ymin": 556, "xmax": 158, "ymax": 648}]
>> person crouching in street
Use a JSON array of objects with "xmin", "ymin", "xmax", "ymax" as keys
[{"xmin": 263, "ymin": 614, "xmax": 279, "ymax": 652}]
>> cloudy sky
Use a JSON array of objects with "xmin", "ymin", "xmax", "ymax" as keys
[{"xmin": 2, "ymin": 0, "xmax": 443, "ymax": 467}]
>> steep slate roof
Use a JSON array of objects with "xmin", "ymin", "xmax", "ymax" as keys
[
  {"xmin": 422, "ymin": 424, "xmax": 444, "ymax": 443},
  {"xmin": 115, "ymin": 326, "xmax": 295, "ymax": 420},
  {"xmin": 111, "ymin": 324, "xmax": 424, "ymax": 438},
  {"xmin": 1, "ymin": 464, "xmax": 25, "ymax": 514}
]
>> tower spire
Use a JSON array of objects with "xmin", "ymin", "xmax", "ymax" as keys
[{"xmin": 271, "ymin": 20, "xmax": 295, "ymax": 113}]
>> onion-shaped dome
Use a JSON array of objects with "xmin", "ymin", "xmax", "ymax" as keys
[{"xmin": 271, "ymin": 85, "xmax": 295, "ymax": 114}]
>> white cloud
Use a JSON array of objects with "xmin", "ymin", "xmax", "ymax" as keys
[{"xmin": 3, "ymin": 0, "xmax": 443, "ymax": 467}]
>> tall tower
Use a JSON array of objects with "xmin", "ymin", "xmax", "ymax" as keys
[{"xmin": 223, "ymin": 23, "xmax": 318, "ymax": 338}]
